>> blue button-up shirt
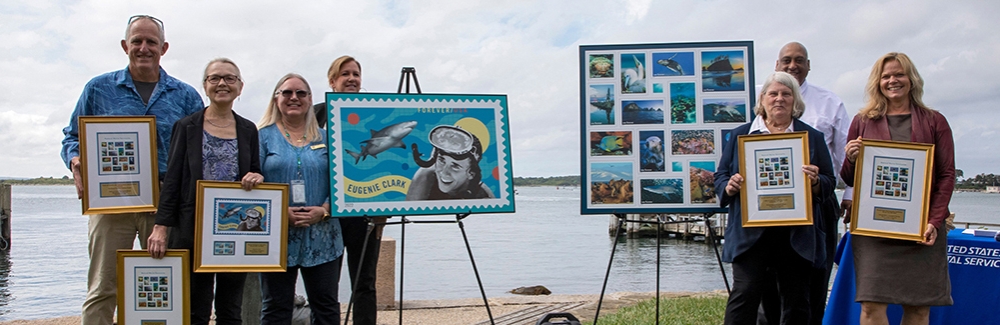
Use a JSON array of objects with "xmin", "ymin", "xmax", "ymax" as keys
[{"xmin": 61, "ymin": 66, "xmax": 204, "ymax": 178}]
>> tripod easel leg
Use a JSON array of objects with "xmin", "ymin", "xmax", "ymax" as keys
[
  {"xmin": 398, "ymin": 218, "xmax": 406, "ymax": 325},
  {"xmin": 594, "ymin": 214, "xmax": 626, "ymax": 325},
  {"xmin": 457, "ymin": 213, "xmax": 494, "ymax": 324},
  {"xmin": 705, "ymin": 213, "xmax": 731, "ymax": 294}
]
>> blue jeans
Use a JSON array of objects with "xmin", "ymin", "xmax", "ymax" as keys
[{"xmin": 261, "ymin": 257, "xmax": 343, "ymax": 325}]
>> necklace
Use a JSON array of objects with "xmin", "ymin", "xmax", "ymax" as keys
[
  {"xmin": 280, "ymin": 121, "xmax": 307, "ymax": 179},
  {"xmin": 205, "ymin": 116, "xmax": 233, "ymax": 128},
  {"xmin": 281, "ymin": 121, "xmax": 307, "ymax": 144},
  {"xmin": 765, "ymin": 120, "xmax": 791, "ymax": 133}
]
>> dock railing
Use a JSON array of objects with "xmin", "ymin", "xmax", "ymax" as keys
[{"xmin": 610, "ymin": 213, "xmax": 727, "ymax": 241}]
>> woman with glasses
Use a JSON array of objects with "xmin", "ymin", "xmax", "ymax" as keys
[
  {"xmin": 148, "ymin": 58, "xmax": 261, "ymax": 325},
  {"xmin": 258, "ymin": 73, "xmax": 344, "ymax": 324}
]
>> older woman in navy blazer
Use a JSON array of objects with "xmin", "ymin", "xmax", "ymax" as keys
[{"xmin": 715, "ymin": 72, "xmax": 836, "ymax": 324}]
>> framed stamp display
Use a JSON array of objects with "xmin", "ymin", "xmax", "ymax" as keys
[
  {"xmin": 579, "ymin": 41, "xmax": 755, "ymax": 214},
  {"xmin": 117, "ymin": 249, "xmax": 189, "ymax": 325},
  {"xmin": 194, "ymin": 180, "xmax": 288, "ymax": 272},
  {"xmin": 850, "ymin": 139, "xmax": 934, "ymax": 241},
  {"xmin": 737, "ymin": 132, "xmax": 813, "ymax": 227},
  {"xmin": 78, "ymin": 116, "xmax": 159, "ymax": 214},
  {"xmin": 324, "ymin": 93, "xmax": 515, "ymax": 217}
]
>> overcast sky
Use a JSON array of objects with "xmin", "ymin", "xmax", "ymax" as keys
[{"xmin": 2, "ymin": 0, "xmax": 998, "ymax": 178}]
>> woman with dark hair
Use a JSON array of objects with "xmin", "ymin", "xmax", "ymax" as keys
[
  {"xmin": 842, "ymin": 52, "xmax": 954, "ymax": 325},
  {"xmin": 257, "ymin": 73, "xmax": 344, "ymax": 325},
  {"xmin": 147, "ymin": 58, "xmax": 261, "ymax": 325},
  {"xmin": 406, "ymin": 125, "xmax": 495, "ymax": 200}
]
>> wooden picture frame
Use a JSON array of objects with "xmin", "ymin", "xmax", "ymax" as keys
[
  {"xmin": 850, "ymin": 139, "xmax": 934, "ymax": 241},
  {"xmin": 194, "ymin": 180, "xmax": 288, "ymax": 272},
  {"xmin": 117, "ymin": 249, "xmax": 189, "ymax": 325},
  {"xmin": 737, "ymin": 132, "xmax": 813, "ymax": 227},
  {"xmin": 79, "ymin": 116, "xmax": 159, "ymax": 214}
]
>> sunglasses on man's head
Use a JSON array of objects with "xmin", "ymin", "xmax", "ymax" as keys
[{"xmin": 127, "ymin": 15, "xmax": 164, "ymax": 31}]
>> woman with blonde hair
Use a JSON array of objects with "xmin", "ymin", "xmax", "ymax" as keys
[
  {"xmin": 258, "ymin": 73, "xmax": 345, "ymax": 324},
  {"xmin": 842, "ymin": 52, "xmax": 955, "ymax": 325},
  {"xmin": 312, "ymin": 55, "xmax": 381, "ymax": 325}
]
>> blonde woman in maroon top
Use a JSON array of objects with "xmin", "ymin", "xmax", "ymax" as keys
[{"xmin": 842, "ymin": 52, "xmax": 955, "ymax": 325}]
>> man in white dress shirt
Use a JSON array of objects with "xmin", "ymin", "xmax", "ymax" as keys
[{"xmin": 757, "ymin": 42, "xmax": 852, "ymax": 325}]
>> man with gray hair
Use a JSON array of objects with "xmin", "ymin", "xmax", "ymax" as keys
[
  {"xmin": 756, "ymin": 41, "xmax": 851, "ymax": 325},
  {"xmin": 60, "ymin": 15, "xmax": 202, "ymax": 324}
]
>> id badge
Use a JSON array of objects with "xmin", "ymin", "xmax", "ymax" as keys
[{"xmin": 291, "ymin": 179, "xmax": 306, "ymax": 204}]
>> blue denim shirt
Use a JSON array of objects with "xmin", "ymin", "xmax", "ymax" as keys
[
  {"xmin": 259, "ymin": 124, "xmax": 344, "ymax": 267},
  {"xmin": 61, "ymin": 66, "xmax": 204, "ymax": 178}
]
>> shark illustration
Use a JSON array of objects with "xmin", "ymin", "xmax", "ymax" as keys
[
  {"xmin": 345, "ymin": 121, "xmax": 418, "ymax": 164},
  {"xmin": 644, "ymin": 183, "xmax": 679, "ymax": 198}
]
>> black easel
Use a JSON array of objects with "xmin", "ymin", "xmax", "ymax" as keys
[
  {"xmin": 344, "ymin": 67, "xmax": 495, "ymax": 325},
  {"xmin": 397, "ymin": 67, "xmax": 422, "ymax": 94},
  {"xmin": 383, "ymin": 213, "xmax": 495, "ymax": 325},
  {"xmin": 593, "ymin": 213, "xmax": 730, "ymax": 325}
]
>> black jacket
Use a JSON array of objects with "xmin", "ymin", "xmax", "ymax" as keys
[
  {"xmin": 714, "ymin": 119, "xmax": 836, "ymax": 268},
  {"xmin": 314, "ymin": 102, "xmax": 327, "ymax": 128},
  {"xmin": 154, "ymin": 108, "xmax": 260, "ymax": 249}
]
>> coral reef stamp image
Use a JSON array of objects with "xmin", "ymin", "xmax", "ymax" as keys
[{"xmin": 590, "ymin": 162, "xmax": 634, "ymax": 204}]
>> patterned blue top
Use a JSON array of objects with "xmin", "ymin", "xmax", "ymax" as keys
[
  {"xmin": 259, "ymin": 124, "xmax": 343, "ymax": 267},
  {"xmin": 202, "ymin": 131, "xmax": 239, "ymax": 181},
  {"xmin": 61, "ymin": 66, "xmax": 204, "ymax": 177}
]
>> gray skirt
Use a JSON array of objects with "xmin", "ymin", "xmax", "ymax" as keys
[{"xmin": 852, "ymin": 226, "xmax": 953, "ymax": 306}]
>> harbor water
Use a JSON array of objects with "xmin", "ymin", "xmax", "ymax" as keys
[{"xmin": 0, "ymin": 185, "xmax": 997, "ymax": 320}]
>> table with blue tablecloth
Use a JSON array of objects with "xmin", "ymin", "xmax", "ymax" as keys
[{"xmin": 824, "ymin": 229, "xmax": 1000, "ymax": 325}]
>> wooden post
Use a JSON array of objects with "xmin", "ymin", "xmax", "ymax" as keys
[
  {"xmin": 242, "ymin": 272, "xmax": 261, "ymax": 325},
  {"xmin": 1, "ymin": 184, "xmax": 10, "ymax": 251},
  {"xmin": 376, "ymin": 237, "xmax": 396, "ymax": 310}
]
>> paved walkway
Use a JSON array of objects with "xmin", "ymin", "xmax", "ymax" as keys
[
  {"xmin": 0, "ymin": 291, "xmax": 727, "ymax": 325},
  {"xmin": 369, "ymin": 291, "xmax": 725, "ymax": 325}
]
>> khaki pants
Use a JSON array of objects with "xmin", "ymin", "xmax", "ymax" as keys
[{"xmin": 82, "ymin": 213, "xmax": 155, "ymax": 325}]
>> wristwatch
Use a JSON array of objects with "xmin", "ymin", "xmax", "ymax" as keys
[{"xmin": 322, "ymin": 210, "xmax": 331, "ymax": 221}]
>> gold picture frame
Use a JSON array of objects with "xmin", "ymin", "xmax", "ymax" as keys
[
  {"xmin": 79, "ymin": 116, "xmax": 159, "ymax": 214},
  {"xmin": 117, "ymin": 249, "xmax": 189, "ymax": 325},
  {"xmin": 850, "ymin": 139, "xmax": 934, "ymax": 241},
  {"xmin": 194, "ymin": 180, "xmax": 288, "ymax": 272},
  {"xmin": 737, "ymin": 131, "xmax": 813, "ymax": 227}
]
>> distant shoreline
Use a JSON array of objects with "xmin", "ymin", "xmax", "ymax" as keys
[{"xmin": 0, "ymin": 178, "xmax": 74, "ymax": 186}]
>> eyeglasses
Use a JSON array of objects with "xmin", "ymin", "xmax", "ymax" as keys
[
  {"xmin": 127, "ymin": 15, "xmax": 164, "ymax": 32},
  {"xmin": 276, "ymin": 89, "xmax": 310, "ymax": 98},
  {"xmin": 205, "ymin": 75, "xmax": 241, "ymax": 84}
]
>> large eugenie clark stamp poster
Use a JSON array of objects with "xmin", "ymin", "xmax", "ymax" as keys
[
  {"xmin": 580, "ymin": 41, "xmax": 755, "ymax": 214},
  {"xmin": 326, "ymin": 93, "xmax": 515, "ymax": 217}
]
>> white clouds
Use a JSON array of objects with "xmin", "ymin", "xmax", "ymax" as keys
[{"xmin": 1, "ymin": 0, "xmax": 999, "ymax": 178}]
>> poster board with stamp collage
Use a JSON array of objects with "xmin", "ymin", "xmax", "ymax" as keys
[{"xmin": 580, "ymin": 41, "xmax": 755, "ymax": 214}]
